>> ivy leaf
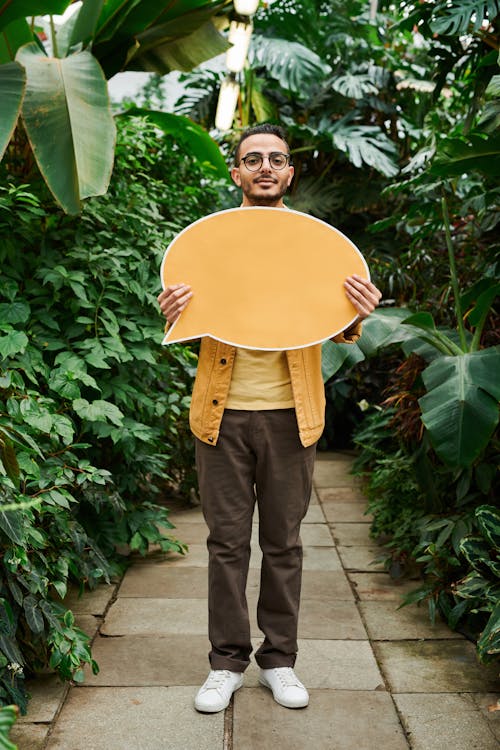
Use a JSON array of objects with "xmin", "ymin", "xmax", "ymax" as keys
[
  {"xmin": 22, "ymin": 412, "xmax": 53, "ymax": 434},
  {"xmin": 73, "ymin": 398, "xmax": 124, "ymax": 426},
  {"xmin": 0, "ymin": 330, "xmax": 28, "ymax": 360},
  {"xmin": 0, "ymin": 301, "xmax": 30, "ymax": 325},
  {"xmin": 51, "ymin": 415, "xmax": 75, "ymax": 445}
]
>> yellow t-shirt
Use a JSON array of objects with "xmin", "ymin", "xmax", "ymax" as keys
[{"xmin": 225, "ymin": 348, "xmax": 295, "ymax": 410}]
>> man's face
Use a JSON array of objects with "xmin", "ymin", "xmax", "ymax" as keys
[{"xmin": 231, "ymin": 134, "xmax": 294, "ymax": 207}]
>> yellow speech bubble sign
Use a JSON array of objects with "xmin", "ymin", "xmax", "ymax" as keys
[{"xmin": 161, "ymin": 207, "xmax": 369, "ymax": 350}]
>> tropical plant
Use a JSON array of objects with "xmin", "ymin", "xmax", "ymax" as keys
[
  {"xmin": 0, "ymin": 705, "xmax": 17, "ymax": 750},
  {"xmin": 0, "ymin": 0, "xmax": 232, "ymax": 212},
  {"xmin": 0, "ymin": 115, "xmax": 223, "ymax": 710},
  {"xmin": 455, "ymin": 505, "xmax": 500, "ymax": 663}
]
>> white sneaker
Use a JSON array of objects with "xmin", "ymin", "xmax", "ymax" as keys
[
  {"xmin": 259, "ymin": 667, "xmax": 309, "ymax": 708},
  {"xmin": 194, "ymin": 669, "xmax": 244, "ymax": 713}
]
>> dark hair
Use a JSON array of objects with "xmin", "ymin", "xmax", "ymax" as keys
[{"xmin": 234, "ymin": 124, "xmax": 290, "ymax": 164}]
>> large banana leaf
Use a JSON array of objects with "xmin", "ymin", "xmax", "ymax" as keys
[
  {"xmin": 117, "ymin": 0, "xmax": 227, "ymax": 37},
  {"xmin": 119, "ymin": 107, "xmax": 229, "ymax": 179},
  {"xmin": 91, "ymin": 0, "xmax": 229, "ymax": 77},
  {"xmin": 129, "ymin": 19, "xmax": 229, "ymax": 73},
  {"xmin": 0, "ymin": 62, "xmax": 25, "ymax": 161},
  {"xmin": 0, "ymin": 18, "xmax": 38, "ymax": 63},
  {"xmin": 16, "ymin": 42, "xmax": 116, "ymax": 214},
  {"xmin": 419, "ymin": 347, "xmax": 500, "ymax": 468},
  {"xmin": 57, "ymin": 0, "xmax": 105, "ymax": 57},
  {"xmin": 0, "ymin": 0, "xmax": 70, "ymax": 32},
  {"xmin": 321, "ymin": 308, "xmax": 410, "ymax": 382}
]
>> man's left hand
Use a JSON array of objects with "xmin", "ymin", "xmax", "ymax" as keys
[{"xmin": 344, "ymin": 275, "xmax": 382, "ymax": 320}]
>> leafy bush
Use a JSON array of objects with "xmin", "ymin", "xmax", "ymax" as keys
[
  {"xmin": 455, "ymin": 505, "xmax": 500, "ymax": 663},
  {"xmin": 0, "ymin": 117, "xmax": 223, "ymax": 710},
  {"xmin": 0, "ymin": 705, "xmax": 17, "ymax": 749}
]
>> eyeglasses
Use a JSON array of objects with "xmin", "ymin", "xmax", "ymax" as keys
[{"xmin": 239, "ymin": 152, "xmax": 291, "ymax": 171}]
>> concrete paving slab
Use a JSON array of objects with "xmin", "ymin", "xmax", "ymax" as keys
[
  {"xmin": 337, "ymin": 545, "xmax": 385, "ymax": 571},
  {"xmin": 299, "ymin": 570, "xmax": 355, "ymax": 601},
  {"xmin": 471, "ymin": 694, "xmax": 500, "ymax": 741},
  {"xmin": 74, "ymin": 614, "xmax": 102, "ymax": 638},
  {"xmin": 120, "ymin": 562, "xmax": 353, "ymax": 602},
  {"xmin": 167, "ymin": 508, "xmax": 205, "ymax": 524},
  {"xmin": 233, "ymin": 689, "xmax": 407, "ymax": 750},
  {"xmin": 61, "ymin": 583, "xmax": 117, "ymax": 615},
  {"xmin": 292, "ymin": 639, "xmax": 384, "ymax": 691},
  {"xmin": 246, "ymin": 598, "xmax": 367, "ymax": 639},
  {"xmin": 10, "ymin": 723, "xmax": 48, "ymax": 750},
  {"xmin": 316, "ymin": 451, "xmax": 356, "ymax": 461},
  {"xmin": 297, "ymin": 600, "xmax": 366, "ymax": 640},
  {"xmin": 348, "ymin": 573, "xmax": 419, "ymax": 601},
  {"xmin": 394, "ymin": 692, "xmax": 499, "ymax": 750},
  {"xmin": 119, "ymin": 564, "xmax": 208, "ymax": 598},
  {"xmin": 19, "ymin": 675, "xmax": 66, "ymax": 723},
  {"xmin": 302, "ymin": 546, "xmax": 343, "ymax": 571},
  {"xmin": 330, "ymin": 522, "xmax": 374, "ymax": 546},
  {"xmin": 359, "ymin": 601, "xmax": 463, "ymax": 641},
  {"xmin": 161, "ymin": 544, "xmax": 208, "ymax": 567},
  {"xmin": 101, "ymin": 598, "xmax": 207, "ymax": 636},
  {"xmin": 313, "ymin": 461, "xmax": 359, "ymax": 488},
  {"xmin": 245, "ymin": 638, "xmax": 385, "ymax": 690},
  {"xmin": 375, "ymin": 640, "xmax": 500, "ymax": 693},
  {"xmin": 300, "ymin": 523, "xmax": 334, "ymax": 546},
  {"xmin": 85, "ymin": 634, "xmax": 211, "ymax": 686},
  {"xmin": 317, "ymin": 487, "xmax": 367, "ymax": 503},
  {"xmin": 162, "ymin": 522, "xmax": 208, "ymax": 545},
  {"xmin": 309, "ymin": 487, "xmax": 319, "ymax": 504},
  {"xmin": 46, "ymin": 686, "xmax": 223, "ymax": 750},
  {"xmin": 303, "ymin": 504, "xmax": 326, "ymax": 523},
  {"xmin": 322, "ymin": 501, "xmax": 372, "ymax": 523}
]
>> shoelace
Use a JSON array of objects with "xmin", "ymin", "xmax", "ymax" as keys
[
  {"xmin": 202, "ymin": 670, "xmax": 232, "ymax": 693},
  {"xmin": 274, "ymin": 668, "xmax": 303, "ymax": 688}
]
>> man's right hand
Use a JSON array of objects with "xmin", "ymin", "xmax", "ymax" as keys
[{"xmin": 157, "ymin": 283, "xmax": 193, "ymax": 324}]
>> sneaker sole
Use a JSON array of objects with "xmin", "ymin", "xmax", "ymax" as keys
[{"xmin": 258, "ymin": 676, "xmax": 309, "ymax": 709}]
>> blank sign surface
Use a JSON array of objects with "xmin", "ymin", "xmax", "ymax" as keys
[{"xmin": 161, "ymin": 207, "xmax": 369, "ymax": 350}]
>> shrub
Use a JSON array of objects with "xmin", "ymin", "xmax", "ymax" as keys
[{"xmin": 0, "ymin": 117, "xmax": 223, "ymax": 709}]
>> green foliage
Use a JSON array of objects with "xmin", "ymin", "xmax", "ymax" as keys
[
  {"xmin": 0, "ymin": 705, "xmax": 18, "ymax": 750},
  {"xmin": 352, "ymin": 409, "xmax": 428, "ymax": 565},
  {"xmin": 0, "ymin": 0, "xmax": 232, "ymax": 213},
  {"xmin": 0, "ymin": 116, "xmax": 222, "ymax": 709},
  {"xmin": 16, "ymin": 42, "xmax": 116, "ymax": 214},
  {"xmin": 456, "ymin": 505, "xmax": 500, "ymax": 662}
]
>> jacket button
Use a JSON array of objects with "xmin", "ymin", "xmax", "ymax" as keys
[
  {"xmin": 208, "ymin": 437, "xmax": 214, "ymax": 443},
  {"xmin": 212, "ymin": 399, "xmax": 218, "ymax": 405},
  {"xmin": 220, "ymin": 358, "xmax": 227, "ymax": 365}
]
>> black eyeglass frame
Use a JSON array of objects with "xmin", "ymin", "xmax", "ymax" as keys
[{"xmin": 238, "ymin": 152, "xmax": 291, "ymax": 171}]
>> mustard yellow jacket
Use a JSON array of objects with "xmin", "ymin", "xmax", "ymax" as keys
[{"xmin": 189, "ymin": 326, "xmax": 361, "ymax": 448}]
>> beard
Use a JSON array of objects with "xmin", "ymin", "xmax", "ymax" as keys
[{"xmin": 244, "ymin": 178, "xmax": 289, "ymax": 206}]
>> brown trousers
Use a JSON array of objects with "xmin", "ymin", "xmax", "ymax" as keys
[{"xmin": 195, "ymin": 409, "xmax": 317, "ymax": 672}]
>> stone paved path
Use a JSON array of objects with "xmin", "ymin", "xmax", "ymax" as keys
[{"xmin": 12, "ymin": 453, "xmax": 500, "ymax": 749}]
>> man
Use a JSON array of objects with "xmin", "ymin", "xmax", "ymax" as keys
[{"xmin": 158, "ymin": 124, "xmax": 381, "ymax": 713}]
